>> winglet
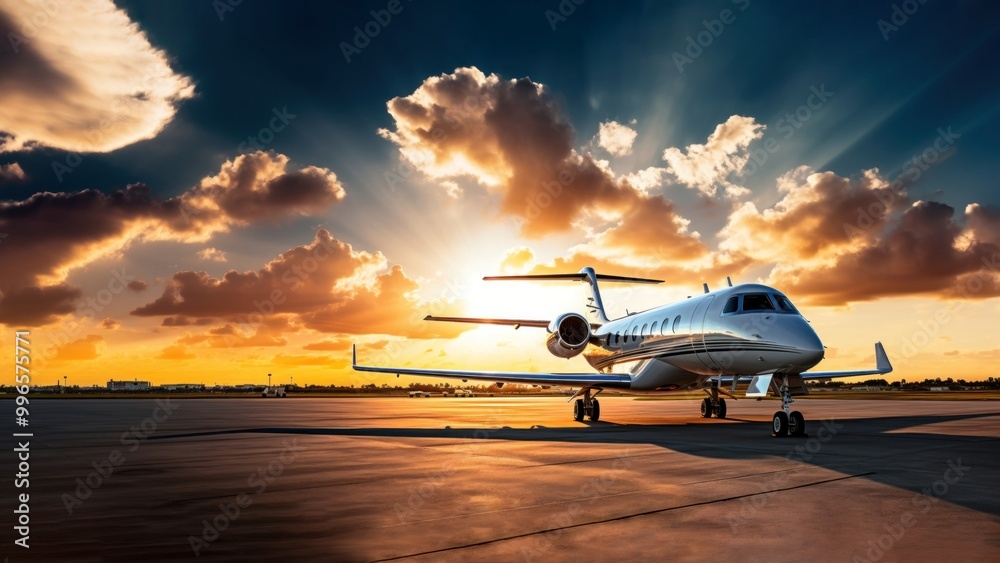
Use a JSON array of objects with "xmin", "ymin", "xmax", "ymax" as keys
[
  {"xmin": 352, "ymin": 344, "xmax": 357, "ymax": 368},
  {"xmin": 875, "ymin": 342, "xmax": 892, "ymax": 373}
]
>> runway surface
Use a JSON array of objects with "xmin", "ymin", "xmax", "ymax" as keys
[{"xmin": 3, "ymin": 397, "xmax": 999, "ymax": 561}]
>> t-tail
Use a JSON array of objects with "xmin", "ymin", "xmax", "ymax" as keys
[{"xmin": 483, "ymin": 267, "xmax": 662, "ymax": 325}]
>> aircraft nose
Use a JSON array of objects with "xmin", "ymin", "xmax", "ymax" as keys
[{"xmin": 795, "ymin": 323, "xmax": 825, "ymax": 367}]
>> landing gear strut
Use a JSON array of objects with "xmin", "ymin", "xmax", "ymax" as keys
[
  {"xmin": 772, "ymin": 376, "xmax": 806, "ymax": 437},
  {"xmin": 573, "ymin": 388, "xmax": 601, "ymax": 422},
  {"xmin": 700, "ymin": 388, "xmax": 727, "ymax": 419}
]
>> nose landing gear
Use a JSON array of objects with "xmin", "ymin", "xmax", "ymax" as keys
[{"xmin": 772, "ymin": 376, "xmax": 806, "ymax": 437}]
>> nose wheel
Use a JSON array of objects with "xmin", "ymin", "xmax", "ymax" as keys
[
  {"xmin": 572, "ymin": 388, "xmax": 601, "ymax": 422},
  {"xmin": 772, "ymin": 377, "xmax": 806, "ymax": 437}
]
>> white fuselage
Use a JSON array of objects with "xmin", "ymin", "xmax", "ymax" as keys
[{"xmin": 582, "ymin": 283, "xmax": 825, "ymax": 391}]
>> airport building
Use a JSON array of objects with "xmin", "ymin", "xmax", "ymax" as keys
[{"xmin": 107, "ymin": 379, "xmax": 151, "ymax": 391}]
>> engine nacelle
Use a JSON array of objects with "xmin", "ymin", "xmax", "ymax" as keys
[{"xmin": 545, "ymin": 312, "xmax": 592, "ymax": 359}]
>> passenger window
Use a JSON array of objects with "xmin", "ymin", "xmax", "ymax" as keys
[
  {"xmin": 651, "ymin": 321, "xmax": 658, "ymax": 334},
  {"xmin": 641, "ymin": 323, "xmax": 648, "ymax": 337},
  {"xmin": 743, "ymin": 293, "xmax": 775, "ymax": 311},
  {"xmin": 672, "ymin": 315, "xmax": 681, "ymax": 333},
  {"xmin": 662, "ymin": 319, "xmax": 670, "ymax": 335},
  {"xmin": 632, "ymin": 326, "xmax": 639, "ymax": 342},
  {"xmin": 723, "ymin": 296, "xmax": 739, "ymax": 314},
  {"xmin": 774, "ymin": 294, "xmax": 798, "ymax": 313}
]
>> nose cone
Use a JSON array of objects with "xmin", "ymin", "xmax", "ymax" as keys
[{"xmin": 792, "ymin": 321, "xmax": 825, "ymax": 368}]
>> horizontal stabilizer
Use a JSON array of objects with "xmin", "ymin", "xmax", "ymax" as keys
[{"xmin": 483, "ymin": 273, "xmax": 663, "ymax": 284}]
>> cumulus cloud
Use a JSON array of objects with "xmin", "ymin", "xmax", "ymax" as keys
[
  {"xmin": 713, "ymin": 168, "xmax": 1000, "ymax": 305},
  {"xmin": 132, "ymin": 230, "xmax": 470, "ymax": 339},
  {"xmin": 719, "ymin": 167, "xmax": 906, "ymax": 264},
  {"xmin": 0, "ymin": 162, "xmax": 25, "ymax": 181},
  {"xmin": 596, "ymin": 120, "xmax": 637, "ymax": 157},
  {"xmin": 100, "ymin": 317, "xmax": 120, "ymax": 329},
  {"xmin": 198, "ymin": 248, "xmax": 227, "ymax": 262},
  {"xmin": 661, "ymin": 115, "xmax": 764, "ymax": 198},
  {"xmin": 769, "ymin": 200, "xmax": 1000, "ymax": 305},
  {"xmin": 127, "ymin": 280, "xmax": 148, "ymax": 292},
  {"xmin": 53, "ymin": 334, "xmax": 103, "ymax": 361},
  {"xmin": 0, "ymin": 151, "xmax": 343, "ymax": 326},
  {"xmin": 379, "ymin": 67, "xmax": 645, "ymax": 237},
  {"xmin": 0, "ymin": 0, "xmax": 195, "ymax": 153}
]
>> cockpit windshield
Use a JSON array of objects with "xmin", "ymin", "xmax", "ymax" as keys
[
  {"xmin": 774, "ymin": 294, "xmax": 798, "ymax": 313},
  {"xmin": 742, "ymin": 293, "xmax": 774, "ymax": 311},
  {"xmin": 721, "ymin": 292, "xmax": 800, "ymax": 315}
]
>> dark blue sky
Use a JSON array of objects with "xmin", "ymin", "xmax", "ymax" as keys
[{"xmin": 9, "ymin": 0, "xmax": 998, "ymax": 214}]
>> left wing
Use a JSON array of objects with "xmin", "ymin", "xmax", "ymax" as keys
[{"xmin": 352, "ymin": 345, "xmax": 630, "ymax": 388}]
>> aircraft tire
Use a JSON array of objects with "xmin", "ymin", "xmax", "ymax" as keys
[
  {"xmin": 700, "ymin": 398, "xmax": 712, "ymax": 418},
  {"xmin": 772, "ymin": 411, "xmax": 789, "ymax": 437},
  {"xmin": 589, "ymin": 399, "xmax": 601, "ymax": 422},
  {"xmin": 789, "ymin": 411, "xmax": 805, "ymax": 436},
  {"xmin": 717, "ymin": 398, "xmax": 727, "ymax": 419},
  {"xmin": 573, "ymin": 399, "xmax": 585, "ymax": 422}
]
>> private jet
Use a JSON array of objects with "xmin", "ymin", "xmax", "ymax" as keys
[{"xmin": 353, "ymin": 267, "xmax": 892, "ymax": 437}]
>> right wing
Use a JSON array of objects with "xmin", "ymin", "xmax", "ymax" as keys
[
  {"xmin": 799, "ymin": 342, "xmax": 893, "ymax": 379},
  {"xmin": 352, "ymin": 345, "xmax": 631, "ymax": 388}
]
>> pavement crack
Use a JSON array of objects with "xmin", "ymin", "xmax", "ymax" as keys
[{"xmin": 371, "ymin": 471, "xmax": 876, "ymax": 562}]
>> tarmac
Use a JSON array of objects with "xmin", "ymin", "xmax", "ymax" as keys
[{"xmin": 2, "ymin": 397, "xmax": 999, "ymax": 562}]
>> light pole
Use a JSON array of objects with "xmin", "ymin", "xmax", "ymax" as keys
[{"xmin": 268, "ymin": 373, "xmax": 271, "ymax": 389}]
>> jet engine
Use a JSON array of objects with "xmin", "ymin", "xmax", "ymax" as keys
[{"xmin": 545, "ymin": 312, "xmax": 592, "ymax": 359}]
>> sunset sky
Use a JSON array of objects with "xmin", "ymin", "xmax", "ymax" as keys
[{"xmin": 2, "ymin": 0, "xmax": 999, "ymax": 387}]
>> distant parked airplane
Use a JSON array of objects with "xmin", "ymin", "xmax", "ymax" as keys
[{"xmin": 354, "ymin": 267, "xmax": 891, "ymax": 437}]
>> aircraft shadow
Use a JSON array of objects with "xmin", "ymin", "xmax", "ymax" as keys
[{"xmin": 152, "ymin": 410, "xmax": 1000, "ymax": 518}]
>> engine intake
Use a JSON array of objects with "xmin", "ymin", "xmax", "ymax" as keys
[{"xmin": 546, "ymin": 312, "xmax": 591, "ymax": 359}]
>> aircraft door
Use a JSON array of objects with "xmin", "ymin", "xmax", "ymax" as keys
[{"xmin": 689, "ymin": 295, "xmax": 717, "ymax": 372}]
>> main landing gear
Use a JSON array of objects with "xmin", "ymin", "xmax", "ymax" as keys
[
  {"xmin": 772, "ymin": 376, "xmax": 806, "ymax": 438},
  {"xmin": 573, "ymin": 388, "xmax": 601, "ymax": 422},
  {"xmin": 700, "ymin": 387, "xmax": 727, "ymax": 419}
]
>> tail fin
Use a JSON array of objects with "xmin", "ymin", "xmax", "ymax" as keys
[{"xmin": 483, "ymin": 267, "xmax": 662, "ymax": 325}]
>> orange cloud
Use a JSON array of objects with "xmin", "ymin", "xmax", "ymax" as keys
[
  {"xmin": 379, "ymin": 67, "xmax": 641, "ymax": 237},
  {"xmin": 0, "ymin": 152, "xmax": 343, "ymax": 326},
  {"xmin": 133, "ymin": 230, "xmax": 470, "ymax": 339},
  {"xmin": 53, "ymin": 334, "xmax": 104, "ymax": 361}
]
